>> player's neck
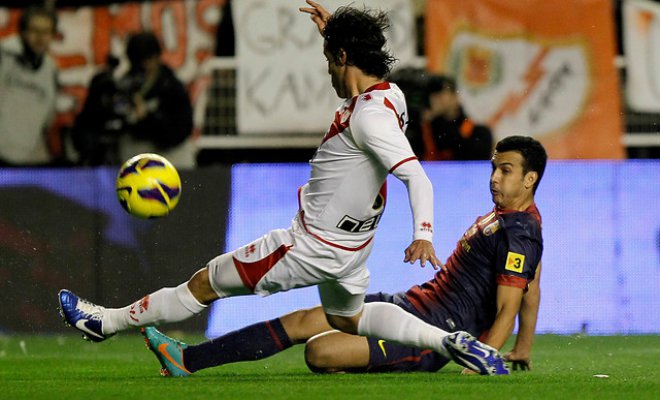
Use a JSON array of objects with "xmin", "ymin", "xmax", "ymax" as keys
[
  {"xmin": 501, "ymin": 196, "xmax": 535, "ymax": 212},
  {"xmin": 345, "ymin": 69, "xmax": 383, "ymax": 97}
]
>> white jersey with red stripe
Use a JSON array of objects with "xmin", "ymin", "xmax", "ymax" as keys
[{"xmin": 299, "ymin": 82, "xmax": 434, "ymax": 249}]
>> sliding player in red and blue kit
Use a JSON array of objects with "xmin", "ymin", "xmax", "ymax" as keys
[
  {"xmin": 139, "ymin": 135, "xmax": 547, "ymax": 375},
  {"xmin": 361, "ymin": 202, "xmax": 542, "ymax": 372}
]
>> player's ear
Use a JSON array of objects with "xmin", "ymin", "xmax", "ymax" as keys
[
  {"xmin": 524, "ymin": 171, "xmax": 538, "ymax": 190},
  {"xmin": 336, "ymin": 49, "xmax": 347, "ymax": 66}
]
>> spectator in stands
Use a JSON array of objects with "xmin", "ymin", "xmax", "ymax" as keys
[
  {"xmin": 422, "ymin": 75, "xmax": 493, "ymax": 161},
  {"xmin": 72, "ymin": 55, "xmax": 123, "ymax": 165},
  {"xmin": 0, "ymin": 6, "xmax": 59, "ymax": 166},
  {"xmin": 73, "ymin": 32, "xmax": 195, "ymax": 168}
]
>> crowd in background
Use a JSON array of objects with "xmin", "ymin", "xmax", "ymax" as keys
[
  {"xmin": 0, "ymin": 6, "xmax": 196, "ymax": 168},
  {"xmin": 0, "ymin": 1, "xmax": 657, "ymax": 168},
  {"xmin": 0, "ymin": 3, "xmax": 496, "ymax": 169}
]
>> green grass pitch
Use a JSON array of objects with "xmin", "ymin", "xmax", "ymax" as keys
[{"xmin": 0, "ymin": 334, "xmax": 658, "ymax": 400}]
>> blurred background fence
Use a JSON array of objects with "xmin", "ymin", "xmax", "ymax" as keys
[
  {"xmin": 1, "ymin": 161, "xmax": 658, "ymax": 335},
  {"xmin": 1, "ymin": 0, "xmax": 659, "ymax": 163},
  {"xmin": 0, "ymin": 0, "xmax": 659, "ymax": 336}
]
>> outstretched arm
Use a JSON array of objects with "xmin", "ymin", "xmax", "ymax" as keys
[
  {"xmin": 391, "ymin": 160, "xmax": 441, "ymax": 269},
  {"xmin": 460, "ymin": 284, "xmax": 523, "ymax": 375},
  {"xmin": 484, "ymin": 285, "xmax": 524, "ymax": 351},
  {"xmin": 504, "ymin": 263, "xmax": 542, "ymax": 370},
  {"xmin": 299, "ymin": 0, "xmax": 332, "ymax": 35}
]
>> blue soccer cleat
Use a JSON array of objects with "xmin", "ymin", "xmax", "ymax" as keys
[
  {"xmin": 141, "ymin": 326, "xmax": 191, "ymax": 377},
  {"xmin": 58, "ymin": 289, "xmax": 114, "ymax": 343},
  {"xmin": 443, "ymin": 331, "xmax": 510, "ymax": 375}
]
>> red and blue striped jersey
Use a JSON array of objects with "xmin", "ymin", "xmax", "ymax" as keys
[{"xmin": 405, "ymin": 204, "xmax": 543, "ymax": 336}]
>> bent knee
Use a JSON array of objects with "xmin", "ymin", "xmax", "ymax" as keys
[
  {"xmin": 325, "ymin": 313, "xmax": 360, "ymax": 335},
  {"xmin": 305, "ymin": 334, "xmax": 340, "ymax": 373},
  {"xmin": 281, "ymin": 307, "xmax": 330, "ymax": 343},
  {"xmin": 186, "ymin": 267, "xmax": 218, "ymax": 304}
]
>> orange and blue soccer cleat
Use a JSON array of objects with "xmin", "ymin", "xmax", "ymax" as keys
[
  {"xmin": 141, "ymin": 326, "xmax": 191, "ymax": 377},
  {"xmin": 443, "ymin": 331, "xmax": 510, "ymax": 375}
]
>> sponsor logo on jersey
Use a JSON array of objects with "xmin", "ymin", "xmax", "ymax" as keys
[
  {"xmin": 482, "ymin": 220, "xmax": 500, "ymax": 236},
  {"xmin": 505, "ymin": 252, "xmax": 525, "ymax": 273},
  {"xmin": 337, "ymin": 214, "xmax": 382, "ymax": 233}
]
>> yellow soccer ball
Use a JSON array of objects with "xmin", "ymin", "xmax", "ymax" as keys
[{"xmin": 116, "ymin": 153, "xmax": 181, "ymax": 218}]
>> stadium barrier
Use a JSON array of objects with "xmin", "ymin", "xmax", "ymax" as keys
[{"xmin": 0, "ymin": 161, "xmax": 658, "ymax": 335}]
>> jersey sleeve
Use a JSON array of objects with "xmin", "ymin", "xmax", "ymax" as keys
[
  {"xmin": 495, "ymin": 214, "xmax": 543, "ymax": 289},
  {"xmin": 351, "ymin": 98, "xmax": 434, "ymax": 242}
]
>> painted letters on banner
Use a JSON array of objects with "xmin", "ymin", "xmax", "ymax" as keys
[
  {"xmin": 233, "ymin": 0, "xmax": 415, "ymax": 135},
  {"xmin": 624, "ymin": 0, "xmax": 660, "ymax": 112},
  {"xmin": 426, "ymin": 0, "xmax": 623, "ymax": 159}
]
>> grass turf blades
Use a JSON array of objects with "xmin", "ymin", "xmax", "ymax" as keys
[{"xmin": 0, "ymin": 334, "xmax": 658, "ymax": 400}]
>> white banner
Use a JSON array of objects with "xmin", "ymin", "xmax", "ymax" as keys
[
  {"xmin": 234, "ymin": 0, "xmax": 415, "ymax": 135},
  {"xmin": 624, "ymin": 0, "xmax": 660, "ymax": 112}
]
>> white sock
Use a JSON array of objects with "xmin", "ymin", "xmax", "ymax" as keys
[
  {"xmin": 357, "ymin": 302, "xmax": 451, "ymax": 358},
  {"xmin": 102, "ymin": 283, "xmax": 207, "ymax": 334}
]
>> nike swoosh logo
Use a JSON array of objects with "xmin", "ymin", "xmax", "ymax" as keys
[
  {"xmin": 378, "ymin": 339, "xmax": 387, "ymax": 357},
  {"xmin": 75, "ymin": 319, "xmax": 104, "ymax": 340},
  {"xmin": 158, "ymin": 343, "xmax": 191, "ymax": 374}
]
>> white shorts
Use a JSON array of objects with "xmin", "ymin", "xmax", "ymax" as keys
[{"xmin": 207, "ymin": 215, "xmax": 373, "ymax": 316}]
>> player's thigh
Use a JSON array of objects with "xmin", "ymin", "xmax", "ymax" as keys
[
  {"xmin": 206, "ymin": 252, "xmax": 252, "ymax": 297},
  {"xmin": 318, "ymin": 279, "xmax": 366, "ymax": 333},
  {"xmin": 279, "ymin": 306, "xmax": 333, "ymax": 343},
  {"xmin": 207, "ymin": 228, "xmax": 294, "ymax": 297},
  {"xmin": 317, "ymin": 266, "xmax": 369, "ymax": 316},
  {"xmin": 305, "ymin": 331, "xmax": 370, "ymax": 373}
]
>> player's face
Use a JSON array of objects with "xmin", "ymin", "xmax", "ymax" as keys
[
  {"xmin": 490, "ymin": 150, "xmax": 534, "ymax": 210},
  {"xmin": 324, "ymin": 49, "xmax": 347, "ymax": 98},
  {"xmin": 22, "ymin": 15, "xmax": 55, "ymax": 56}
]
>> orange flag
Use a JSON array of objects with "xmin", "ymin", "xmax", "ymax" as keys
[{"xmin": 426, "ymin": 0, "xmax": 624, "ymax": 159}]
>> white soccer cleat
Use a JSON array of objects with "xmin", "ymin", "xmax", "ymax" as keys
[
  {"xmin": 58, "ymin": 289, "xmax": 114, "ymax": 342},
  {"xmin": 443, "ymin": 331, "xmax": 510, "ymax": 375}
]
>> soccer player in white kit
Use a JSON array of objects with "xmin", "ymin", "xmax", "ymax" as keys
[{"xmin": 58, "ymin": 0, "xmax": 509, "ymax": 376}]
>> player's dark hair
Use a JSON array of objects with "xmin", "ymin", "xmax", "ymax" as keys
[
  {"xmin": 323, "ymin": 6, "xmax": 396, "ymax": 79},
  {"xmin": 126, "ymin": 31, "xmax": 162, "ymax": 68},
  {"xmin": 495, "ymin": 136, "xmax": 548, "ymax": 193},
  {"xmin": 19, "ymin": 6, "xmax": 58, "ymax": 33}
]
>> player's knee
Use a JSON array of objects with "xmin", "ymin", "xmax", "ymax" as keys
[
  {"xmin": 304, "ymin": 335, "xmax": 337, "ymax": 373},
  {"xmin": 325, "ymin": 313, "xmax": 359, "ymax": 335},
  {"xmin": 186, "ymin": 267, "xmax": 217, "ymax": 305},
  {"xmin": 281, "ymin": 307, "xmax": 325, "ymax": 343}
]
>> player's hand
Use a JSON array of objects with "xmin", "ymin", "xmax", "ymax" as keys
[
  {"xmin": 503, "ymin": 351, "xmax": 532, "ymax": 371},
  {"xmin": 299, "ymin": 0, "xmax": 332, "ymax": 35},
  {"xmin": 404, "ymin": 240, "xmax": 442, "ymax": 270}
]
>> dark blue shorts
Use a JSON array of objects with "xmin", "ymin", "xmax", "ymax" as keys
[{"xmin": 359, "ymin": 292, "xmax": 450, "ymax": 373}]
